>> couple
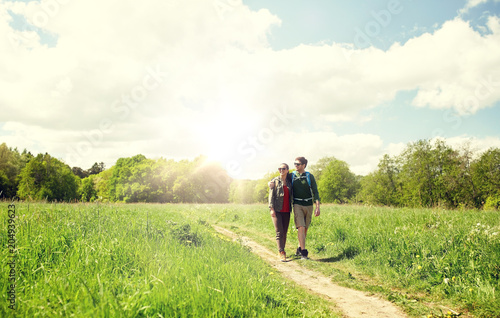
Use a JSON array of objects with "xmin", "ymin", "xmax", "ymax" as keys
[{"xmin": 268, "ymin": 156, "xmax": 320, "ymax": 262}]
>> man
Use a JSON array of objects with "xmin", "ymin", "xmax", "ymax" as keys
[
  {"xmin": 291, "ymin": 156, "xmax": 320, "ymax": 259},
  {"xmin": 269, "ymin": 156, "xmax": 320, "ymax": 259}
]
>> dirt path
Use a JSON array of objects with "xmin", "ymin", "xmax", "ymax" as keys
[{"xmin": 213, "ymin": 225, "xmax": 408, "ymax": 318}]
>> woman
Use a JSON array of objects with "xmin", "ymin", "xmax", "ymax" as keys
[{"xmin": 268, "ymin": 163, "xmax": 293, "ymax": 262}]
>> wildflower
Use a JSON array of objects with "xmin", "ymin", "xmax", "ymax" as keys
[
  {"xmin": 469, "ymin": 288, "xmax": 473, "ymax": 292},
  {"xmin": 452, "ymin": 276, "xmax": 455, "ymax": 281},
  {"xmin": 444, "ymin": 278, "xmax": 450, "ymax": 284},
  {"xmin": 418, "ymin": 266, "xmax": 422, "ymax": 270},
  {"xmin": 416, "ymin": 255, "xmax": 420, "ymax": 258}
]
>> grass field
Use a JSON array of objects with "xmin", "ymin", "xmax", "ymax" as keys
[
  {"xmin": 1, "ymin": 202, "xmax": 499, "ymax": 317},
  {"xmin": 1, "ymin": 202, "xmax": 335, "ymax": 317},
  {"xmin": 201, "ymin": 204, "xmax": 500, "ymax": 318}
]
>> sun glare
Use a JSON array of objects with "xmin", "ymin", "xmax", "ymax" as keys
[{"xmin": 198, "ymin": 108, "xmax": 255, "ymax": 164}]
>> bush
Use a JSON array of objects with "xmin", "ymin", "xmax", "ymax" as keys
[{"xmin": 484, "ymin": 195, "xmax": 500, "ymax": 210}]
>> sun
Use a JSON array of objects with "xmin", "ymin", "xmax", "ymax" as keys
[{"xmin": 197, "ymin": 107, "xmax": 256, "ymax": 164}]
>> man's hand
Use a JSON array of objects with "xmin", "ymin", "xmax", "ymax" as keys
[
  {"xmin": 268, "ymin": 181, "xmax": 275, "ymax": 189},
  {"xmin": 314, "ymin": 202, "xmax": 320, "ymax": 216}
]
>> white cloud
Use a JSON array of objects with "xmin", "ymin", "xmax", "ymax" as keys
[
  {"xmin": 460, "ymin": 0, "xmax": 490, "ymax": 14},
  {"xmin": 435, "ymin": 135, "xmax": 500, "ymax": 157},
  {"xmin": 1, "ymin": 0, "xmax": 500, "ymax": 178}
]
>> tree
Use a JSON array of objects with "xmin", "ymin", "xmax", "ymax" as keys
[
  {"xmin": 87, "ymin": 162, "xmax": 105, "ymax": 175},
  {"xmin": 0, "ymin": 170, "xmax": 9, "ymax": 197},
  {"xmin": 253, "ymin": 171, "xmax": 278, "ymax": 204},
  {"xmin": 94, "ymin": 167, "xmax": 114, "ymax": 202},
  {"xmin": 0, "ymin": 144, "xmax": 17, "ymax": 197},
  {"xmin": 397, "ymin": 140, "xmax": 436, "ymax": 207},
  {"xmin": 472, "ymin": 148, "xmax": 500, "ymax": 208},
  {"xmin": 431, "ymin": 141, "xmax": 477, "ymax": 208},
  {"xmin": 0, "ymin": 143, "xmax": 24, "ymax": 198},
  {"xmin": 108, "ymin": 154, "xmax": 148, "ymax": 202},
  {"xmin": 72, "ymin": 166, "xmax": 88, "ymax": 178},
  {"xmin": 358, "ymin": 154, "xmax": 401, "ymax": 206},
  {"xmin": 229, "ymin": 179, "xmax": 259, "ymax": 204},
  {"xmin": 107, "ymin": 155, "xmax": 231, "ymax": 203},
  {"xmin": 309, "ymin": 156, "xmax": 336, "ymax": 180},
  {"xmin": 190, "ymin": 157, "xmax": 232, "ymax": 203},
  {"xmin": 17, "ymin": 153, "xmax": 80, "ymax": 201},
  {"xmin": 80, "ymin": 175, "xmax": 97, "ymax": 202},
  {"xmin": 362, "ymin": 139, "xmax": 482, "ymax": 208},
  {"xmin": 316, "ymin": 157, "xmax": 359, "ymax": 203}
]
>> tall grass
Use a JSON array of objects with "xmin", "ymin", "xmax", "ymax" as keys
[
  {"xmin": 3, "ymin": 202, "xmax": 499, "ymax": 317},
  {"xmin": 205, "ymin": 204, "xmax": 500, "ymax": 317},
  {"xmin": 0, "ymin": 203, "xmax": 334, "ymax": 317}
]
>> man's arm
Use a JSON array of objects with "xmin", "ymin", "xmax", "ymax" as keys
[{"xmin": 310, "ymin": 174, "xmax": 320, "ymax": 216}]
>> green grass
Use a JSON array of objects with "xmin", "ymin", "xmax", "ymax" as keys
[
  {"xmin": 199, "ymin": 204, "xmax": 500, "ymax": 318},
  {"xmin": 1, "ymin": 202, "xmax": 336, "ymax": 317},
  {"xmin": 3, "ymin": 202, "xmax": 499, "ymax": 317}
]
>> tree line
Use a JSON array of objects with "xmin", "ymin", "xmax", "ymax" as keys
[
  {"xmin": 1, "ymin": 140, "xmax": 499, "ymax": 209},
  {"xmin": 358, "ymin": 139, "xmax": 500, "ymax": 209}
]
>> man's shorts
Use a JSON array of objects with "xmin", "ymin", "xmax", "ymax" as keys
[{"xmin": 293, "ymin": 204, "xmax": 313, "ymax": 229}]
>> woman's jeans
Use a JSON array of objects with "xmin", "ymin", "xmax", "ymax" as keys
[{"xmin": 272, "ymin": 212, "xmax": 291, "ymax": 252}]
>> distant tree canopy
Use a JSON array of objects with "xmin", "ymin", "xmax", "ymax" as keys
[
  {"xmin": 0, "ymin": 143, "xmax": 33, "ymax": 198},
  {"xmin": 358, "ymin": 139, "xmax": 500, "ymax": 209},
  {"xmin": 103, "ymin": 154, "xmax": 232, "ymax": 203},
  {"xmin": 311, "ymin": 157, "xmax": 359, "ymax": 204},
  {"xmin": 17, "ymin": 153, "xmax": 80, "ymax": 201},
  {"xmin": 72, "ymin": 162, "xmax": 106, "ymax": 178},
  {"xmin": 1, "ymin": 140, "xmax": 499, "ymax": 209}
]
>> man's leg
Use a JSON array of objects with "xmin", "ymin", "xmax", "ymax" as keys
[
  {"xmin": 293, "ymin": 204, "xmax": 306, "ymax": 254},
  {"xmin": 298, "ymin": 226, "xmax": 306, "ymax": 250},
  {"xmin": 300, "ymin": 205, "xmax": 313, "ymax": 259}
]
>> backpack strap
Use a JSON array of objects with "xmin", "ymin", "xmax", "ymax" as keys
[{"xmin": 305, "ymin": 172, "xmax": 311, "ymax": 187}]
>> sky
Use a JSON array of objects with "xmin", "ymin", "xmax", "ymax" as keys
[{"xmin": 1, "ymin": 0, "xmax": 500, "ymax": 180}]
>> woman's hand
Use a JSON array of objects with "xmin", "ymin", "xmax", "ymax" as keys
[{"xmin": 270, "ymin": 208, "xmax": 276, "ymax": 217}]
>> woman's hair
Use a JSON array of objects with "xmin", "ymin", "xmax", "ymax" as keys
[
  {"xmin": 280, "ymin": 163, "xmax": 289, "ymax": 170},
  {"xmin": 280, "ymin": 163, "xmax": 292, "ymax": 183}
]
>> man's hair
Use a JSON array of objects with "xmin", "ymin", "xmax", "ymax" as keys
[{"xmin": 295, "ymin": 156, "xmax": 308, "ymax": 168}]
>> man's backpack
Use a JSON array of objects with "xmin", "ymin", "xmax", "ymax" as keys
[
  {"xmin": 291, "ymin": 171, "xmax": 314, "ymax": 202},
  {"xmin": 291, "ymin": 171, "xmax": 311, "ymax": 187}
]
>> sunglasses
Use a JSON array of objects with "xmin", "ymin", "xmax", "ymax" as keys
[
  {"xmin": 294, "ymin": 162, "xmax": 303, "ymax": 166},
  {"xmin": 278, "ymin": 168, "xmax": 288, "ymax": 171}
]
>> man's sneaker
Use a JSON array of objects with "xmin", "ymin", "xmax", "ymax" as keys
[
  {"xmin": 280, "ymin": 251, "xmax": 286, "ymax": 262},
  {"xmin": 296, "ymin": 247, "xmax": 302, "ymax": 256},
  {"xmin": 301, "ymin": 249, "xmax": 309, "ymax": 260}
]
